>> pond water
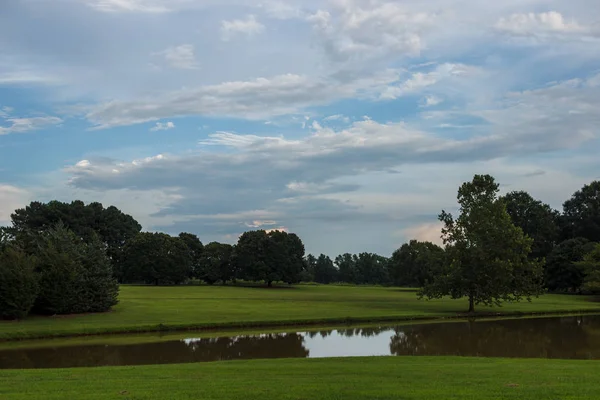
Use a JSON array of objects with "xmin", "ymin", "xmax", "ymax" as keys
[{"xmin": 2, "ymin": 314, "xmax": 600, "ymax": 369}]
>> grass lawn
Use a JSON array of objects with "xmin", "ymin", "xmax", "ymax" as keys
[
  {"xmin": 1, "ymin": 284, "xmax": 599, "ymax": 340},
  {"xmin": 1, "ymin": 356, "xmax": 598, "ymax": 399}
]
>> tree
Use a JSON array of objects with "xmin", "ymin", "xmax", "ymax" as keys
[
  {"xmin": 501, "ymin": 191, "xmax": 560, "ymax": 260},
  {"xmin": 578, "ymin": 244, "xmax": 600, "ymax": 294},
  {"xmin": 198, "ymin": 242, "xmax": 234, "ymax": 284},
  {"xmin": 314, "ymin": 254, "xmax": 338, "ymax": 284},
  {"xmin": 8, "ymin": 200, "xmax": 141, "ymax": 280},
  {"xmin": 300, "ymin": 254, "xmax": 317, "ymax": 282},
  {"xmin": 235, "ymin": 230, "xmax": 305, "ymax": 286},
  {"xmin": 419, "ymin": 174, "xmax": 544, "ymax": 312},
  {"xmin": 121, "ymin": 232, "xmax": 192, "ymax": 285},
  {"xmin": 354, "ymin": 252, "xmax": 390, "ymax": 285},
  {"xmin": 389, "ymin": 240, "xmax": 445, "ymax": 287},
  {"xmin": 335, "ymin": 253, "xmax": 357, "ymax": 284},
  {"xmin": 34, "ymin": 224, "xmax": 119, "ymax": 315},
  {"xmin": 563, "ymin": 181, "xmax": 600, "ymax": 242},
  {"xmin": 179, "ymin": 233, "xmax": 204, "ymax": 278},
  {"xmin": 0, "ymin": 247, "xmax": 39, "ymax": 320},
  {"xmin": 545, "ymin": 238, "xmax": 596, "ymax": 293}
]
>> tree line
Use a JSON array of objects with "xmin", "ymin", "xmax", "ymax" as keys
[{"xmin": 1, "ymin": 176, "xmax": 599, "ymax": 318}]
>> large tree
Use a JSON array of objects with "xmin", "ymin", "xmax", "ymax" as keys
[
  {"xmin": 545, "ymin": 238, "xmax": 596, "ymax": 293},
  {"xmin": 34, "ymin": 224, "xmax": 119, "ymax": 315},
  {"xmin": 121, "ymin": 232, "xmax": 192, "ymax": 285},
  {"xmin": 500, "ymin": 191, "xmax": 560, "ymax": 260},
  {"xmin": 389, "ymin": 240, "xmax": 445, "ymax": 287},
  {"xmin": 8, "ymin": 200, "xmax": 141, "ymax": 280},
  {"xmin": 562, "ymin": 181, "xmax": 600, "ymax": 243},
  {"xmin": 0, "ymin": 247, "xmax": 39, "ymax": 320},
  {"xmin": 198, "ymin": 242, "xmax": 235, "ymax": 284},
  {"xmin": 235, "ymin": 230, "xmax": 305, "ymax": 286},
  {"xmin": 419, "ymin": 174, "xmax": 544, "ymax": 312},
  {"xmin": 354, "ymin": 252, "xmax": 389, "ymax": 285},
  {"xmin": 335, "ymin": 253, "xmax": 357, "ymax": 284},
  {"xmin": 178, "ymin": 233, "xmax": 204, "ymax": 278}
]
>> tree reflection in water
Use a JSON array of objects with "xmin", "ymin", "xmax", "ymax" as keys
[{"xmin": 2, "ymin": 315, "xmax": 600, "ymax": 369}]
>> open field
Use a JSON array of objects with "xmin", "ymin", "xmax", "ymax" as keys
[
  {"xmin": 1, "ymin": 356, "xmax": 598, "ymax": 400},
  {"xmin": 1, "ymin": 284, "xmax": 599, "ymax": 340}
]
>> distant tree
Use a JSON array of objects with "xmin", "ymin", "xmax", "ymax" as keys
[
  {"xmin": 34, "ymin": 224, "xmax": 119, "ymax": 315},
  {"xmin": 8, "ymin": 200, "xmax": 141, "ymax": 280},
  {"xmin": 501, "ymin": 191, "xmax": 560, "ymax": 260},
  {"xmin": 354, "ymin": 252, "xmax": 390, "ymax": 285},
  {"xmin": 545, "ymin": 238, "xmax": 596, "ymax": 293},
  {"xmin": 389, "ymin": 240, "xmax": 445, "ymax": 287},
  {"xmin": 314, "ymin": 254, "xmax": 338, "ymax": 284},
  {"xmin": 300, "ymin": 254, "xmax": 317, "ymax": 282},
  {"xmin": 178, "ymin": 233, "xmax": 204, "ymax": 278},
  {"xmin": 335, "ymin": 253, "xmax": 357, "ymax": 284},
  {"xmin": 0, "ymin": 247, "xmax": 39, "ymax": 320},
  {"xmin": 235, "ymin": 230, "xmax": 305, "ymax": 286},
  {"xmin": 578, "ymin": 244, "xmax": 600, "ymax": 294},
  {"xmin": 419, "ymin": 174, "xmax": 544, "ymax": 312},
  {"xmin": 563, "ymin": 181, "xmax": 600, "ymax": 242},
  {"xmin": 121, "ymin": 232, "xmax": 192, "ymax": 285},
  {"xmin": 198, "ymin": 242, "xmax": 234, "ymax": 284}
]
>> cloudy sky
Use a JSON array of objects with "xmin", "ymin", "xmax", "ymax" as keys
[{"xmin": 1, "ymin": 0, "xmax": 599, "ymax": 257}]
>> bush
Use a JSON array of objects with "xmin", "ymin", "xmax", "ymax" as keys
[
  {"xmin": 0, "ymin": 248, "xmax": 39, "ymax": 320},
  {"xmin": 33, "ymin": 225, "xmax": 118, "ymax": 315}
]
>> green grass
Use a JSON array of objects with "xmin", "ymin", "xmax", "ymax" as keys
[
  {"xmin": 1, "ymin": 284, "xmax": 599, "ymax": 340},
  {"xmin": 1, "ymin": 356, "xmax": 599, "ymax": 399}
]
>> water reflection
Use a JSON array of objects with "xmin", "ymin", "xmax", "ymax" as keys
[{"xmin": 2, "ymin": 315, "xmax": 600, "ymax": 369}]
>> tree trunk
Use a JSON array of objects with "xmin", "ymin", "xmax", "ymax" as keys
[
  {"xmin": 468, "ymin": 295, "xmax": 475, "ymax": 313},
  {"xmin": 267, "ymin": 281, "xmax": 272, "ymax": 287}
]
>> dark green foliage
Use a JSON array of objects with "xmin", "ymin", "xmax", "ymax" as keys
[
  {"xmin": 578, "ymin": 244, "xmax": 600, "ymax": 294},
  {"xmin": 354, "ymin": 252, "xmax": 390, "ymax": 285},
  {"xmin": 235, "ymin": 230, "xmax": 305, "ymax": 286},
  {"xmin": 389, "ymin": 240, "xmax": 445, "ymax": 287},
  {"xmin": 501, "ymin": 191, "xmax": 560, "ymax": 260},
  {"xmin": 178, "ymin": 233, "xmax": 204, "ymax": 278},
  {"xmin": 335, "ymin": 253, "xmax": 357, "ymax": 284},
  {"xmin": 419, "ymin": 174, "xmax": 544, "ymax": 312},
  {"xmin": 300, "ymin": 254, "xmax": 317, "ymax": 282},
  {"xmin": 314, "ymin": 254, "xmax": 338, "ymax": 284},
  {"xmin": 545, "ymin": 238, "xmax": 596, "ymax": 293},
  {"xmin": 198, "ymin": 242, "xmax": 234, "ymax": 284},
  {"xmin": 563, "ymin": 181, "xmax": 600, "ymax": 243},
  {"xmin": 33, "ymin": 224, "xmax": 119, "ymax": 315},
  {"xmin": 0, "ymin": 247, "xmax": 39, "ymax": 320},
  {"xmin": 121, "ymin": 232, "xmax": 192, "ymax": 285},
  {"xmin": 8, "ymin": 200, "xmax": 141, "ymax": 281}
]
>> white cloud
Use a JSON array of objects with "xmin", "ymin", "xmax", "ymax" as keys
[
  {"xmin": 402, "ymin": 222, "xmax": 444, "ymax": 246},
  {"xmin": 323, "ymin": 114, "xmax": 350, "ymax": 123},
  {"xmin": 84, "ymin": 0, "xmax": 171, "ymax": 13},
  {"xmin": 0, "ymin": 115, "xmax": 63, "ymax": 136},
  {"xmin": 422, "ymin": 95, "xmax": 443, "ymax": 107},
  {"xmin": 380, "ymin": 63, "xmax": 481, "ymax": 100},
  {"xmin": 155, "ymin": 44, "xmax": 199, "ymax": 70},
  {"xmin": 84, "ymin": 69, "xmax": 401, "ymax": 128},
  {"xmin": 495, "ymin": 11, "xmax": 599, "ymax": 38},
  {"xmin": 150, "ymin": 121, "xmax": 175, "ymax": 131},
  {"xmin": 221, "ymin": 15, "xmax": 265, "ymax": 41}
]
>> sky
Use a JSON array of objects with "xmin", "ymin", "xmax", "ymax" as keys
[{"xmin": 1, "ymin": 0, "xmax": 600, "ymax": 257}]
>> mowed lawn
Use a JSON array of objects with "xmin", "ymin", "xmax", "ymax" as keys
[
  {"xmin": 1, "ymin": 356, "xmax": 599, "ymax": 400},
  {"xmin": 1, "ymin": 284, "xmax": 599, "ymax": 340}
]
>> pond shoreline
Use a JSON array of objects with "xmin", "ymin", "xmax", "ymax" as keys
[{"xmin": 3, "ymin": 308, "xmax": 600, "ymax": 342}]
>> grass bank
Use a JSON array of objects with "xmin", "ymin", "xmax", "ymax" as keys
[
  {"xmin": 1, "ymin": 285, "xmax": 599, "ymax": 340},
  {"xmin": 1, "ymin": 356, "xmax": 599, "ymax": 399}
]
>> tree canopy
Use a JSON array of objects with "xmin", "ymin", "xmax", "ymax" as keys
[
  {"xmin": 562, "ymin": 181, "xmax": 600, "ymax": 243},
  {"xmin": 389, "ymin": 240, "xmax": 445, "ymax": 287},
  {"xmin": 419, "ymin": 174, "xmax": 544, "ymax": 312}
]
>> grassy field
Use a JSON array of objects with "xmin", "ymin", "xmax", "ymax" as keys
[
  {"xmin": 1, "ymin": 356, "xmax": 598, "ymax": 399},
  {"xmin": 1, "ymin": 284, "xmax": 599, "ymax": 340}
]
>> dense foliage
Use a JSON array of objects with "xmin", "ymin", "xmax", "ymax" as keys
[
  {"xmin": 0, "ymin": 247, "xmax": 39, "ymax": 320},
  {"xmin": 419, "ymin": 174, "xmax": 544, "ymax": 312},
  {"xmin": 389, "ymin": 240, "xmax": 444, "ymax": 287}
]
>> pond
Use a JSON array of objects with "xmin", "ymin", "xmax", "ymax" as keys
[{"xmin": 2, "ymin": 314, "xmax": 600, "ymax": 369}]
